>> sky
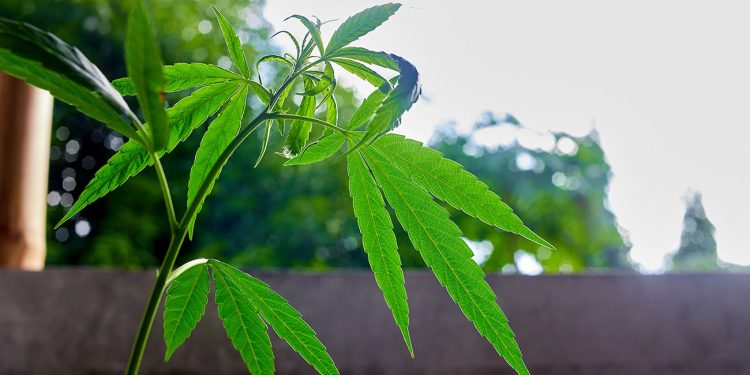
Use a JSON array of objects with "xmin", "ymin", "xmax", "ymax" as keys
[{"xmin": 263, "ymin": 0, "xmax": 750, "ymax": 271}]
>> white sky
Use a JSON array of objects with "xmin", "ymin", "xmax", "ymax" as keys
[{"xmin": 263, "ymin": 0, "xmax": 750, "ymax": 271}]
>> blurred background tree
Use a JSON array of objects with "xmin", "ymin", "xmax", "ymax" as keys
[
  {"xmin": 667, "ymin": 191, "xmax": 718, "ymax": 271},
  {"xmin": 1, "ymin": 0, "xmax": 633, "ymax": 272}
]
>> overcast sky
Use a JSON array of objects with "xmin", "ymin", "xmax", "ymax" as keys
[{"xmin": 263, "ymin": 0, "xmax": 750, "ymax": 271}]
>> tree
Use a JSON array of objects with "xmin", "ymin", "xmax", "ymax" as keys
[{"xmin": 669, "ymin": 191, "xmax": 718, "ymax": 271}]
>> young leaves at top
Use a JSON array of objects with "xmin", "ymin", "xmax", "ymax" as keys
[
  {"xmin": 325, "ymin": 3, "xmax": 401, "ymax": 55},
  {"xmin": 0, "ymin": 17, "xmax": 140, "ymax": 140},
  {"xmin": 360, "ymin": 146, "xmax": 530, "ymax": 375},
  {"xmin": 125, "ymin": 0, "xmax": 169, "ymax": 150},
  {"xmin": 212, "ymin": 6, "xmax": 251, "ymax": 78}
]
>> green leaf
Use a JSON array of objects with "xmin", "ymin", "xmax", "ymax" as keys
[
  {"xmin": 362, "ymin": 147, "xmax": 529, "ymax": 375},
  {"xmin": 346, "ymin": 85, "xmax": 388, "ymax": 130},
  {"xmin": 56, "ymin": 81, "xmax": 241, "ymax": 227},
  {"xmin": 255, "ymin": 54, "xmax": 292, "ymax": 85},
  {"xmin": 373, "ymin": 134, "xmax": 552, "ymax": 248},
  {"xmin": 125, "ymin": 0, "xmax": 169, "ymax": 150},
  {"xmin": 327, "ymin": 47, "xmax": 398, "ymax": 70},
  {"xmin": 326, "ymin": 3, "xmax": 401, "ymax": 55},
  {"xmin": 254, "ymin": 121, "xmax": 273, "ymax": 168},
  {"xmin": 331, "ymin": 58, "xmax": 388, "ymax": 88},
  {"xmin": 0, "ymin": 18, "xmax": 139, "ymax": 139},
  {"xmin": 163, "ymin": 261, "xmax": 210, "ymax": 361},
  {"xmin": 288, "ymin": 15, "xmax": 325, "ymax": 56},
  {"xmin": 282, "ymin": 80, "xmax": 317, "ymax": 158},
  {"xmin": 270, "ymin": 30, "xmax": 300, "ymax": 58},
  {"xmin": 187, "ymin": 85, "xmax": 248, "ymax": 238},
  {"xmin": 284, "ymin": 133, "xmax": 345, "ymax": 166},
  {"xmin": 212, "ymin": 264, "xmax": 275, "ymax": 375},
  {"xmin": 112, "ymin": 63, "xmax": 243, "ymax": 96},
  {"xmin": 359, "ymin": 54, "xmax": 419, "ymax": 145},
  {"xmin": 324, "ymin": 94, "xmax": 338, "ymax": 125},
  {"xmin": 212, "ymin": 6, "xmax": 251, "ymax": 78},
  {"xmin": 209, "ymin": 261, "xmax": 339, "ymax": 375},
  {"xmin": 346, "ymin": 152, "xmax": 412, "ymax": 355}
]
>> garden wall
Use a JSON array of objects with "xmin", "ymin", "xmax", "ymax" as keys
[{"xmin": 1, "ymin": 269, "xmax": 749, "ymax": 374}]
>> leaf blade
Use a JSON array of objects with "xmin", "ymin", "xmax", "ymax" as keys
[
  {"xmin": 284, "ymin": 133, "xmax": 345, "ymax": 166},
  {"xmin": 212, "ymin": 6, "xmax": 251, "ymax": 78},
  {"xmin": 373, "ymin": 134, "xmax": 552, "ymax": 248},
  {"xmin": 326, "ymin": 3, "xmax": 401, "ymax": 55},
  {"xmin": 186, "ymin": 85, "xmax": 248, "ymax": 238},
  {"xmin": 213, "ymin": 265, "xmax": 275, "ymax": 375},
  {"xmin": 362, "ymin": 147, "xmax": 529, "ymax": 375},
  {"xmin": 125, "ymin": 0, "xmax": 169, "ymax": 149},
  {"xmin": 163, "ymin": 262, "xmax": 210, "ymax": 361},
  {"xmin": 112, "ymin": 63, "xmax": 243, "ymax": 96},
  {"xmin": 347, "ymin": 152, "xmax": 412, "ymax": 355}
]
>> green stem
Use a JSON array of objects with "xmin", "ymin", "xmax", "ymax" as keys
[{"xmin": 149, "ymin": 150, "xmax": 178, "ymax": 235}]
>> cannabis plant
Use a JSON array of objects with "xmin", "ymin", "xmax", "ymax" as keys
[{"xmin": 0, "ymin": 2, "xmax": 552, "ymax": 374}]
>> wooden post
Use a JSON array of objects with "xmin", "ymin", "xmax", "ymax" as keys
[{"xmin": 0, "ymin": 73, "xmax": 53, "ymax": 270}]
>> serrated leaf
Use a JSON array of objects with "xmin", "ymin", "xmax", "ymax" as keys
[
  {"xmin": 254, "ymin": 121, "xmax": 273, "ymax": 168},
  {"xmin": 56, "ymin": 81, "xmax": 241, "ymax": 227},
  {"xmin": 325, "ymin": 3, "xmax": 401, "ymax": 55},
  {"xmin": 112, "ymin": 63, "xmax": 243, "ymax": 96},
  {"xmin": 324, "ymin": 94, "xmax": 338, "ymax": 125},
  {"xmin": 288, "ymin": 15, "xmax": 325, "ymax": 56},
  {"xmin": 186, "ymin": 85, "xmax": 248, "ymax": 238},
  {"xmin": 358, "ymin": 54, "xmax": 419, "ymax": 146},
  {"xmin": 212, "ymin": 6, "xmax": 251, "ymax": 78},
  {"xmin": 125, "ymin": 0, "xmax": 169, "ymax": 150},
  {"xmin": 284, "ymin": 133, "xmax": 345, "ymax": 166},
  {"xmin": 0, "ymin": 18, "xmax": 138, "ymax": 139},
  {"xmin": 362, "ymin": 147, "xmax": 529, "ymax": 375},
  {"xmin": 282, "ymin": 80, "xmax": 317, "ymax": 158},
  {"xmin": 327, "ymin": 47, "xmax": 398, "ymax": 71},
  {"xmin": 213, "ymin": 265, "xmax": 275, "ymax": 375},
  {"xmin": 373, "ymin": 134, "xmax": 552, "ymax": 248},
  {"xmin": 209, "ymin": 261, "xmax": 339, "ymax": 375},
  {"xmin": 270, "ymin": 30, "xmax": 300, "ymax": 58},
  {"xmin": 331, "ymin": 58, "xmax": 388, "ymax": 88},
  {"xmin": 346, "ymin": 85, "xmax": 388, "ymax": 130},
  {"xmin": 163, "ymin": 262, "xmax": 210, "ymax": 361},
  {"xmin": 347, "ymin": 152, "xmax": 412, "ymax": 355}
]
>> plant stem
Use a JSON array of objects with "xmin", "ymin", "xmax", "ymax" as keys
[
  {"xmin": 149, "ymin": 150, "xmax": 178, "ymax": 235},
  {"xmin": 124, "ymin": 233, "xmax": 185, "ymax": 375}
]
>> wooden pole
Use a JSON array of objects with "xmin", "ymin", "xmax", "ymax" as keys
[{"xmin": 0, "ymin": 73, "xmax": 53, "ymax": 270}]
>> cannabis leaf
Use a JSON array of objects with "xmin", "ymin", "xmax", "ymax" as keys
[
  {"xmin": 361, "ymin": 146, "xmax": 530, "ymax": 375},
  {"xmin": 283, "ymin": 79, "xmax": 317, "ymax": 157},
  {"xmin": 112, "ymin": 63, "xmax": 243, "ymax": 96},
  {"xmin": 209, "ymin": 261, "xmax": 339, "ymax": 375},
  {"xmin": 327, "ymin": 47, "xmax": 399, "ymax": 71},
  {"xmin": 163, "ymin": 261, "xmax": 210, "ymax": 361},
  {"xmin": 186, "ymin": 85, "xmax": 248, "ymax": 238},
  {"xmin": 284, "ymin": 133, "xmax": 345, "ymax": 166},
  {"xmin": 373, "ymin": 134, "xmax": 553, "ymax": 248},
  {"xmin": 325, "ymin": 3, "xmax": 401, "ymax": 55},
  {"xmin": 347, "ymin": 152, "xmax": 412, "ymax": 355},
  {"xmin": 57, "ymin": 81, "xmax": 241, "ymax": 227},
  {"xmin": 125, "ymin": 0, "xmax": 169, "ymax": 150}
]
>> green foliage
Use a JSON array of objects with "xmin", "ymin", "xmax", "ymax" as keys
[
  {"xmin": 361, "ymin": 146, "xmax": 528, "ymax": 374},
  {"xmin": 669, "ymin": 192, "xmax": 718, "ymax": 271},
  {"xmin": 326, "ymin": 4, "xmax": 401, "ymax": 55},
  {"xmin": 125, "ymin": 0, "xmax": 168, "ymax": 150},
  {"xmin": 163, "ymin": 260, "xmax": 209, "ymax": 361},
  {"xmin": 0, "ymin": 2, "xmax": 555, "ymax": 374},
  {"xmin": 347, "ymin": 152, "xmax": 412, "ymax": 355}
]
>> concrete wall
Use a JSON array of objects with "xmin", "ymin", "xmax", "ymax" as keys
[{"xmin": 1, "ymin": 269, "xmax": 749, "ymax": 374}]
